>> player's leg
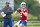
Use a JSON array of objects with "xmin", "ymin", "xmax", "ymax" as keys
[
  {"xmin": 9, "ymin": 19, "xmax": 12, "ymax": 27},
  {"xmin": 18, "ymin": 21, "xmax": 23, "ymax": 27},
  {"xmin": 13, "ymin": 20, "xmax": 21, "ymax": 27},
  {"xmin": 22, "ymin": 20, "xmax": 27, "ymax": 27},
  {"xmin": 13, "ymin": 24, "xmax": 18, "ymax": 27},
  {"xmin": 18, "ymin": 20, "xmax": 27, "ymax": 27},
  {"xmin": 3, "ymin": 19, "xmax": 8, "ymax": 27},
  {"xmin": 18, "ymin": 24, "xmax": 23, "ymax": 27}
]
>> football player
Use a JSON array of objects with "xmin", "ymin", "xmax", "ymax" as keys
[{"xmin": 13, "ymin": 2, "xmax": 28, "ymax": 27}]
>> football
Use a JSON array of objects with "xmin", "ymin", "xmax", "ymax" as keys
[{"xmin": 17, "ymin": 8, "xmax": 21, "ymax": 12}]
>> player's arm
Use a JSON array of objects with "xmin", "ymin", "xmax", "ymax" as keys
[
  {"xmin": 22, "ymin": 9, "xmax": 28, "ymax": 16},
  {"xmin": 22, "ymin": 12, "xmax": 28, "ymax": 16},
  {"xmin": 15, "ymin": 11, "xmax": 19, "ymax": 15},
  {"xmin": 15, "ymin": 8, "xmax": 21, "ymax": 15}
]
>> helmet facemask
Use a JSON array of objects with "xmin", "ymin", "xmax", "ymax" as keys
[{"xmin": 21, "ymin": 2, "xmax": 26, "ymax": 8}]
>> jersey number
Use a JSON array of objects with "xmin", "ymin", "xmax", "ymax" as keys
[{"xmin": 20, "ymin": 12, "xmax": 22, "ymax": 17}]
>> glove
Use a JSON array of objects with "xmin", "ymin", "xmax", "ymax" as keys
[{"xmin": 17, "ymin": 8, "xmax": 21, "ymax": 12}]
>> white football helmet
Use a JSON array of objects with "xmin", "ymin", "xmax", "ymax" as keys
[{"xmin": 21, "ymin": 2, "xmax": 26, "ymax": 8}]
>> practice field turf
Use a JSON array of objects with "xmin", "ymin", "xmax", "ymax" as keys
[
  {"xmin": 14, "ymin": 21, "xmax": 40, "ymax": 27},
  {"xmin": 0, "ymin": 21, "xmax": 40, "ymax": 27}
]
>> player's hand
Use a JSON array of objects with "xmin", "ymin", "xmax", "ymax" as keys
[
  {"xmin": 17, "ymin": 8, "xmax": 21, "ymax": 10},
  {"xmin": 17, "ymin": 8, "xmax": 21, "ymax": 12}
]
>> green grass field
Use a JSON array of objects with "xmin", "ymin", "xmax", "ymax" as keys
[
  {"xmin": 13, "ymin": 21, "xmax": 40, "ymax": 27},
  {"xmin": 0, "ymin": 21, "xmax": 40, "ymax": 27}
]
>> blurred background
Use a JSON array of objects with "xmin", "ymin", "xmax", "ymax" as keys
[{"xmin": 0, "ymin": 0, "xmax": 40, "ymax": 27}]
